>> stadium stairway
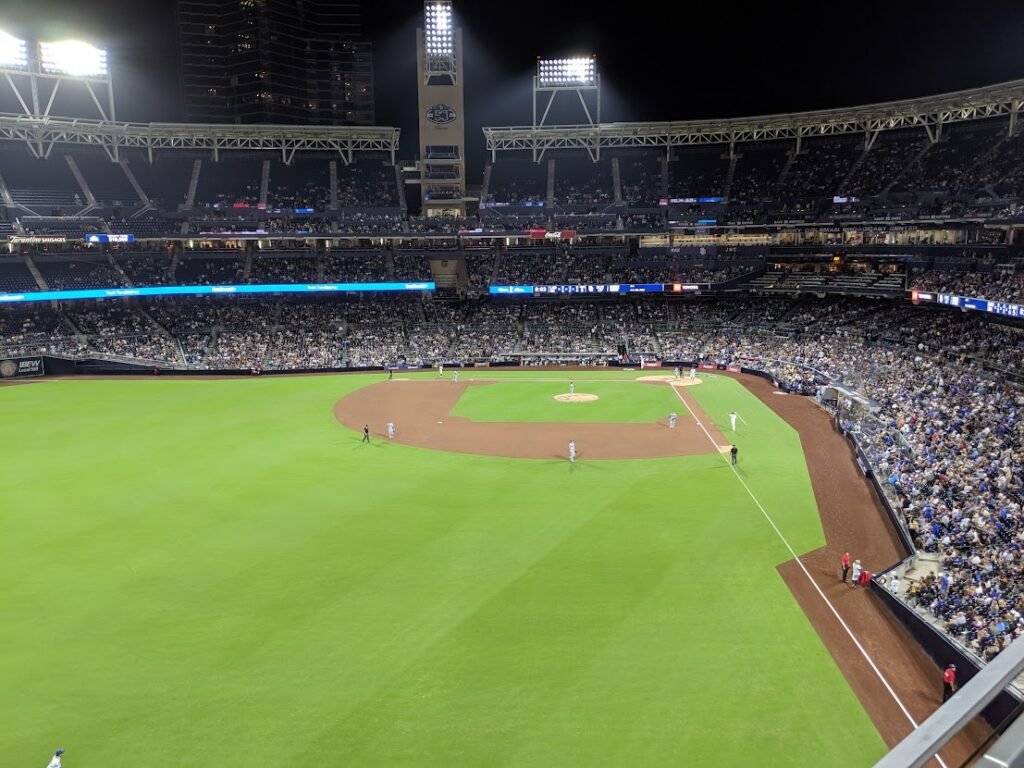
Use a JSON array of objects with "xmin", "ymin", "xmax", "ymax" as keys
[
  {"xmin": 120, "ymin": 160, "xmax": 153, "ymax": 210},
  {"xmin": 23, "ymin": 255, "xmax": 49, "ymax": 291},
  {"xmin": 883, "ymin": 138, "xmax": 933, "ymax": 196},
  {"xmin": 185, "ymin": 160, "xmax": 202, "ymax": 209},
  {"xmin": 394, "ymin": 163, "xmax": 407, "ymax": 213},
  {"xmin": 64, "ymin": 155, "xmax": 98, "ymax": 213},
  {"xmin": 775, "ymin": 145, "xmax": 799, "ymax": 190},
  {"xmin": 0, "ymin": 171, "xmax": 14, "ymax": 207},
  {"xmin": 60, "ymin": 310, "xmax": 84, "ymax": 338},
  {"xmin": 108, "ymin": 254, "xmax": 133, "ymax": 286},
  {"xmin": 242, "ymin": 250, "xmax": 254, "ymax": 282},
  {"xmin": 259, "ymin": 160, "xmax": 271, "ymax": 209},
  {"xmin": 611, "ymin": 158, "xmax": 622, "ymax": 204},
  {"xmin": 480, "ymin": 163, "xmax": 492, "ymax": 204},
  {"xmin": 329, "ymin": 161, "xmax": 338, "ymax": 209},
  {"xmin": 837, "ymin": 145, "xmax": 870, "ymax": 196},
  {"xmin": 723, "ymin": 152, "xmax": 738, "ymax": 199}
]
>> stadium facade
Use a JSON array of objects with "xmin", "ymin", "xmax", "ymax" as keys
[{"xmin": 176, "ymin": 0, "xmax": 374, "ymax": 125}]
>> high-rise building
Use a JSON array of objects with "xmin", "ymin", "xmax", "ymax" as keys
[{"xmin": 177, "ymin": 0, "xmax": 374, "ymax": 125}]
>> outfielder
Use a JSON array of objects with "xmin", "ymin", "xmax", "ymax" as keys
[
  {"xmin": 568, "ymin": 440, "xmax": 577, "ymax": 463},
  {"xmin": 729, "ymin": 411, "xmax": 737, "ymax": 431},
  {"xmin": 387, "ymin": 422, "xmax": 396, "ymax": 440},
  {"xmin": 46, "ymin": 749, "xmax": 64, "ymax": 768},
  {"xmin": 668, "ymin": 412, "xmax": 677, "ymax": 429}
]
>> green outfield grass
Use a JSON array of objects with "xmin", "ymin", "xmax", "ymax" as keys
[
  {"xmin": 0, "ymin": 373, "xmax": 885, "ymax": 766},
  {"xmin": 449, "ymin": 379, "xmax": 684, "ymax": 423}
]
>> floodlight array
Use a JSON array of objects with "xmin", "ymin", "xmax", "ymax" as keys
[
  {"xmin": 0, "ymin": 31, "xmax": 29, "ymax": 69},
  {"xmin": 39, "ymin": 40, "xmax": 108, "ymax": 77},
  {"xmin": 537, "ymin": 57, "xmax": 596, "ymax": 87},
  {"xmin": 424, "ymin": 1, "xmax": 453, "ymax": 57}
]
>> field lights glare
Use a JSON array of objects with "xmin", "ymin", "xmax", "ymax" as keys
[
  {"xmin": 537, "ymin": 57, "xmax": 596, "ymax": 87},
  {"xmin": 0, "ymin": 30, "xmax": 29, "ymax": 69},
  {"xmin": 39, "ymin": 40, "xmax": 109, "ymax": 77},
  {"xmin": 424, "ymin": 1, "xmax": 453, "ymax": 56}
]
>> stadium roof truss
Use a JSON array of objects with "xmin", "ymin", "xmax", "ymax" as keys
[
  {"xmin": 0, "ymin": 113, "xmax": 401, "ymax": 164},
  {"xmin": 484, "ymin": 78, "xmax": 1024, "ymax": 161}
]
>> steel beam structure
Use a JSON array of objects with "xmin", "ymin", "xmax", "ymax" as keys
[
  {"xmin": 0, "ymin": 113, "xmax": 401, "ymax": 164},
  {"xmin": 485, "ymin": 78, "xmax": 1024, "ymax": 160}
]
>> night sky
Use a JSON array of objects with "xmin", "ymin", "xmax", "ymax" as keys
[{"xmin": 3, "ymin": 0, "xmax": 1024, "ymax": 166}]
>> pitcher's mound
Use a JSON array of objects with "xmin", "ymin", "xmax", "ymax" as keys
[{"xmin": 554, "ymin": 393, "xmax": 599, "ymax": 403}]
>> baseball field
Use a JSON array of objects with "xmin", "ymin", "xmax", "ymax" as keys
[{"xmin": 1, "ymin": 370, "xmax": 888, "ymax": 765}]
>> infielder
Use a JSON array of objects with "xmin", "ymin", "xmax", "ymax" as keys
[
  {"xmin": 387, "ymin": 422, "xmax": 396, "ymax": 440},
  {"xmin": 668, "ymin": 412, "xmax": 677, "ymax": 429},
  {"xmin": 568, "ymin": 440, "xmax": 577, "ymax": 463},
  {"xmin": 453, "ymin": 370, "xmax": 459, "ymax": 383},
  {"xmin": 46, "ymin": 749, "xmax": 64, "ymax": 768},
  {"xmin": 439, "ymin": 363, "xmax": 444, "ymax": 377},
  {"xmin": 729, "ymin": 411, "xmax": 737, "ymax": 431},
  {"xmin": 674, "ymin": 367, "xmax": 681, "ymax": 380},
  {"xmin": 689, "ymin": 366, "xmax": 697, "ymax": 380}
]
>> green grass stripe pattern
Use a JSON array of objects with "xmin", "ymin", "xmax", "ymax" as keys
[{"xmin": 0, "ymin": 375, "xmax": 884, "ymax": 766}]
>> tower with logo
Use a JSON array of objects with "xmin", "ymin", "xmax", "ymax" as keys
[{"xmin": 415, "ymin": 0, "xmax": 465, "ymax": 217}]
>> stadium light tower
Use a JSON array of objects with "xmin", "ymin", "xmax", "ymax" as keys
[
  {"xmin": 533, "ymin": 55, "xmax": 600, "ymax": 160},
  {"xmin": 0, "ymin": 33, "xmax": 118, "ymax": 158},
  {"xmin": 414, "ymin": 0, "xmax": 467, "ymax": 217},
  {"xmin": 534, "ymin": 56, "xmax": 600, "ymax": 125},
  {"xmin": 0, "ymin": 31, "xmax": 29, "ymax": 69}
]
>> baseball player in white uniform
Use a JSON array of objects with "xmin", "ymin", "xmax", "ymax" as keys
[
  {"xmin": 438, "ymin": 363, "xmax": 444, "ymax": 377},
  {"xmin": 689, "ymin": 366, "xmax": 697, "ymax": 380},
  {"xmin": 568, "ymin": 440, "xmax": 577, "ymax": 463},
  {"xmin": 674, "ymin": 367, "xmax": 681, "ymax": 380},
  {"xmin": 386, "ymin": 422, "xmax": 396, "ymax": 440},
  {"xmin": 729, "ymin": 411, "xmax": 737, "ymax": 431},
  {"xmin": 46, "ymin": 749, "xmax": 64, "ymax": 768},
  {"xmin": 453, "ymin": 370, "xmax": 459, "ymax": 383},
  {"xmin": 850, "ymin": 559, "xmax": 863, "ymax": 588},
  {"xmin": 668, "ymin": 412, "xmax": 677, "ymax": 429},
  {"xmin": 569, "ymin": 381, "xmax": 575, "ymax": 395},
  {"xmin": 890, "ymin": 574, "xmax": 900, "ymax": 596}
]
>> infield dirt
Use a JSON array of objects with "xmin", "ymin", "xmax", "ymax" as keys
[{"xmin": 333, "ymin": 379, "xmax": 729, "ymax": 460}]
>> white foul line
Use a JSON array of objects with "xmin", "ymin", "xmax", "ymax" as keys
[{"xmin": 670, "ymin": 384, "xmax": 947, "ymax": 768}]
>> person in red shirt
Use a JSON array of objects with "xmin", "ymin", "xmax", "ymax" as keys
[
  {"xmin": 943, "ymin": 665, "xmax": 957, "ymax": 702},
  {"xmin": 858, "ymin": 569, "xmax": 871, "ymax": 588},
  {"xmin": 841, "ymin": 552, "xmax": 851, "ymax": 583}
]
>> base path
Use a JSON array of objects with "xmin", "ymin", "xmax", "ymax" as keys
[{"xmin": 333, "ymin": 380, "xmax": 728, "ymax": 460}]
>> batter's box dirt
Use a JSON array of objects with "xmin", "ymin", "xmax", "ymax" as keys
[{"xmin": 334, "ymin": 380, "xmax": 726, "ymax": 460}]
